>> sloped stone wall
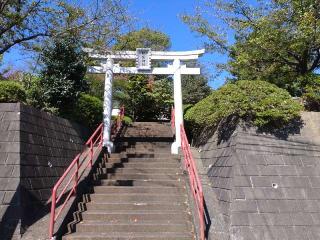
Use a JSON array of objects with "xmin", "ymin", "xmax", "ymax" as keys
[
  {"xmin": 198, "ymin": 112, "xmax": 320, "ymax": 240},
  {"xmin": 0, "ymin": 103, "xmax": 21, "ymax": 240},
  {"xmin": 0, "ymin": 103, "xmax": 88, "ymax": 239}
]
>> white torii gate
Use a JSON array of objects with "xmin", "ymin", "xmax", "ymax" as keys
[{"xmin": 84, "ymin": 48, "xmax": 205, "ymax": 154}]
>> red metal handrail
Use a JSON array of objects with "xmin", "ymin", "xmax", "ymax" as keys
[
  {"xmin": 49, "ymin": 108, "xmax": 125, "ymax": 239},
  {"xmin": 48, "ymin": 123, "xmax": 103, "ymax": 239},
  {"xmin": 171, "ymin": 106, "xmax": 175, "ymax": 130},
  {"xmin": 180, "ymin": 124, "xmax": 205, "ymax": 240}
]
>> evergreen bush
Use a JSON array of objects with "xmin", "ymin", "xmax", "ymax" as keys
[
  {"xmin": 0, "ymin": 81, "xmax": 26, "ymax": 103},
  {"xmin": 303, "ymin": 85, "xmax": 320, "ymax": 111},
  {"xmin": 185, "ymin": 80, "xmax": 302, "ymax": 136},
  {"xmin": 73, "ymin": 94, "xmax": 103, "ymax": 129}
]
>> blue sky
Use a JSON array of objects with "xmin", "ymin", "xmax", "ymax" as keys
[
  {"xmin": 2, "ymin": 0, "xmax": 229, "ymax": 89},
  {"xmin": 129, "ymin": 0, "xmax": 228, "ymax": 88}
]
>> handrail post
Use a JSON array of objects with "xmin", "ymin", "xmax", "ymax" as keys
[
  {"xmin": 49, "ymin": 189, "xmax": 57, "ymax": 239},
  {"xmin": 74, "ymin": 158, "xmax": 79, "ymax": 194},
  {"xmin": 90, "ymin": 140, "xmax": 93, "ymax": 167},
  {"xmin": 200, "ymin": 194, "xmax": 205, "ymax": 240},
  {"xmin": 100, "ymin": 125, "xmax": 104, "ymax": 146}
]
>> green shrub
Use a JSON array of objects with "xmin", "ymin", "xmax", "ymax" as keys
[
  {"xmin": 303, "ymin": 85, "xmax": 320, "ymax": 111},
  {"xmin": 0, "ymin": 81, "xmax": 26, "ymax": 103},
  {"xmin": 185, "ymin": 80, "xmax": 302, "ymax": 135},
  {"xmin": 183, "ymin": 104, "xmax": 193, "ymax": 116},
  {"xmin": 112, "ymin": 115, "xmax": 132, "ymax": 125},
  {"xmin": 123, "ymin": 116, "xmax": 133, "ymax": 125},
  {"xmin": 72, "ymin": 94, "xmax": 103, "ymax": 129}
]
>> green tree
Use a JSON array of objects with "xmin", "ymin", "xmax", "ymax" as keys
[
  {"xmin": 182, "ymin": 0, "xmax": 320, "ymax": 95},
  {"xmin": 113, "ymin": 28, "xmax": 171, "ymax": 51},
  {"xmin": 115, "ymin": 75, "xmax": 172, "ymax": 121},
  {"xmin": 0, "ymin": 0, "xmax": 131, "ymax": 55},
  {"xmin": 40, "ymin": 37, "xmax": 87, "ymax": 114},
  {"xmin": 182, "ymin": 75, "xmax": 211, "ymax": 104},
  {"xmin": 86, "ymin": 74, "xmax": 105, "ymax": 100},
  {"xmin": 22, "ymin": 73, "xmax": 44, "ymax": 109}
]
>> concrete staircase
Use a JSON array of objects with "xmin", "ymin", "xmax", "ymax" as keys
[{"xmin": 63, "ymin": 122, "xmax": 195, "ymax": 240}]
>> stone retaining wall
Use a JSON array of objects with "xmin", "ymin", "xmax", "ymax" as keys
[
  {"xmin": 0, "ymin": 103, "xmax": 88, "ymax": 239},
  {"xmin": 198, "ymin": 112, "xmax": 320, "ymax": 240}
]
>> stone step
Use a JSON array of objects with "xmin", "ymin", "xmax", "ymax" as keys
[
  {"xmin": 124, "ymin": 157, "xmax": 179, "ymax": 162},
  {"xmin": 76, "ymin": 222, "xmax": 191, "ymax": 233},
  {"xmin": 104, "ymin": 173, "xmax": 183, "ymax": 180},
  {"xmin": 125, "ymin": 148, "xmax": 170, "ymax": 152},
  {"xmin": 93, "ymin": 186, "xmax": 186, "ymax": 194},
  {"xmin": 97, "ymin": 179, "xmax": 186, "ymax": 187},
  {"xmin": 103, "ymin": 162, "xmax": 180, "ymax": 169},
  {"xmin": 106, "ymin": 157, "xmax": 179, "ymax": 163},
  {"xmin": 63, "ymin": 232, "xmax": 194, "ymax": 240},
  {"xmin": 81, "ymin": 210, "xmax": 191, "ymax": 222},
  {"xmin": 126, "ymin": 153, "xmax": 173, "ymax": 158},
  {"xmin": 98, "ymin": 167, "xmax": 183, "ymax": 175},
  {"xmin": 119, "ymin": 139, "xmax": 172, "ymax": 144},
  {"xmin": 61, "ymin": 123, "xmax": 194, "ymax": 240},
  {"xmin": 85, "ymin": 202, "xmax": 187, "ymax": 211},
  {"xmin": 89, "ymin": 193, "xmax": 187, "ymax": 203}
]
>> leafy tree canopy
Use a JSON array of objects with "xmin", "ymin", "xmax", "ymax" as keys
[
  {"xmin": 40, "ymin": 36, "xmax": 87, "ymax": 114},
  {"xmin": 182, "ymin": 0, "xmax": 320, "ymax": 96},
  {"xmin": 182, "ymin": 75, "xmax": 212, "ymax": 105},
  {"xmin": 114, "ymin": 75, "xmax": 172, "ymax": 121},
  {"xmin": 0, "ymin": 0, "xmax": 131, "ymax": 55},
  {"xmin": 113, "ymin": 28, "xmax": 171, "ymax": 51}
]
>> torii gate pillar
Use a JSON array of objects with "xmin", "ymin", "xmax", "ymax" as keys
[
  {"xmin": 171, "ymin": 59, "xmax": 183, "ymax": 154},
  {"xmin": 102, "ymin": 58, "xmax": 114, "ymax": 153}
]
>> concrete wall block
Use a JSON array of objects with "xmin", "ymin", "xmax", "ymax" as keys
[
  {"xmin": 245, "ymin": 154, "xmax": 267, "ymax": 165},
  {"xmin": 297, "ymin": 166, "xmax": 320, "ymax": 176},
  {"xmin": 0, "ymin": 103, "xmax": 20, "ymax": 112},
  {"xmin": 219, "ymin": 189, "xmax": 231, "ymax": 202},
  {"xmin": 0, "ymin": 166, "xmax": 14, "ymax": 178},
  {"xmin": 283, "ymin": 188, "xmax": 306, "ymax": 200},
  {"xmin": 29, "ymin": 178, "xmax": 44, "ymax": 190},
  {"xmin": 0, "ymin": 153, "xmax": 8, "ymax": 165},
  {"xmin": 3, "ymin": 112, "xmax": 20, "ymax": 121},
  {"xmin": 6, "ymin": 153, "xmax": 19, "ymax": 165},
  {"xmin": 231, "ymin": 213, "xmax": 249, "ymax": 226},
  {"xmin": 0, "ymin": 121, "xmax": 10, "ymax": 132},
  {"xmin": 4, "ymin": 178, "xmax": 19, "ymax": 191},
  {"xmin": 2, "ymin": 191, "xmax": 16, "ymax": 204},
  {"xmin": 256, "ymin": 200, "xmax": 279, "ymax": 213},
  {"xmin": 305, "ymin": 189, "xmax": 320, "ymax": 200},
  {"xmin": 0, "ymin": 191, "xmax": 5, "ymax": 204},
  {"xmin": 238, "ymin": 165, "xmax": 260, "ymax": 176},
  {"xmin": 258, "ymin": 165, "xmax": 278, "ymax": 176},
  {"xmin": 8, "ymin": 121, "xmax": 20, "ymax": 131},
  {"xmin": 231, "ymin": 200, "xmax": 258, "ymax": 213},
  {"xmin": 233, "ymin": 176, "xmax": 252, "ymax": 187},
  {"xmin": 39, "ymin": 189, "xmax": 51, "ymax": 201},
  {"xmin": 0, "ymin": 142, "xmax": 20, "ymax": 153}
]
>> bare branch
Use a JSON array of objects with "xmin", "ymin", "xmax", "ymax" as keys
[{"xmin": 0, "ymin": 32, "xmax": 49, "ymax": 55}]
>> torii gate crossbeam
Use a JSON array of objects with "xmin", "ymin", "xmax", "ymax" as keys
[{"xmin": 85, "ymin": 48, "xmax": 205, "ymax": 154}]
